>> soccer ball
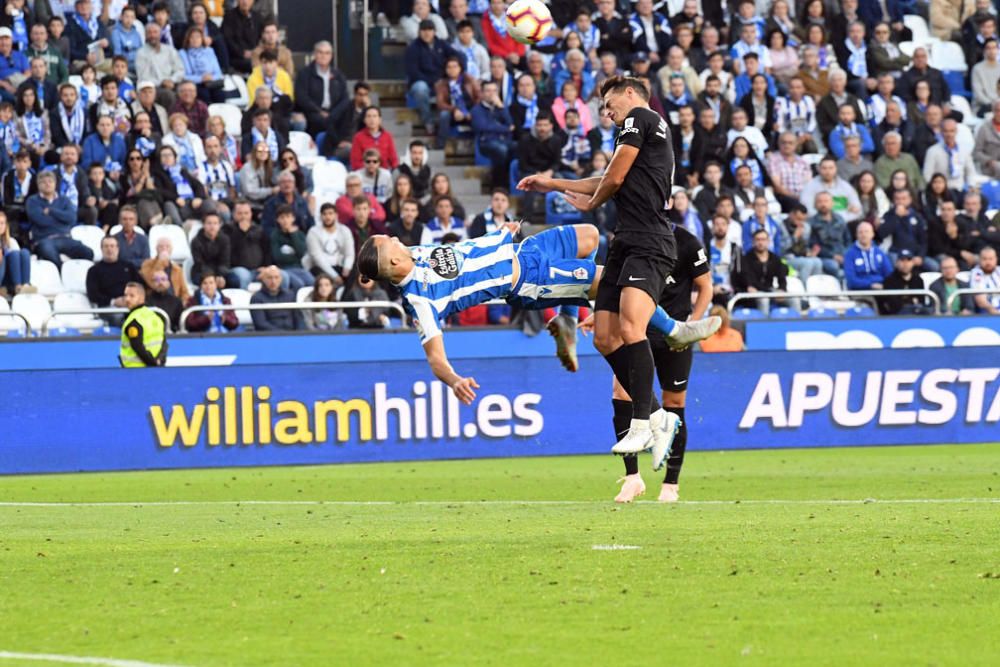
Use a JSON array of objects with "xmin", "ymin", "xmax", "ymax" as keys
[{"xmin": 505, "ymin": 0, "xmax": 553, "ymax": 45}]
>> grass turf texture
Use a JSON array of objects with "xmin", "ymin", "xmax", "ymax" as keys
[{"xmin": 2, "ymin": 444, "xmax": 1000, "ymax": 666}]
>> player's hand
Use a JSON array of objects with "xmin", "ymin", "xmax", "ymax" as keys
[
  {"xmin": 501, "ymin": 220, "xmax": 521, "ymax": 236},
  {"xmin": 563, "ymin": 190, "xmax": 594, "ymax": 212},
  {"xmin": 577, "ymin": 313, "xmax": 595, "ymax": 336},
  {"xmin": 516, "ymin": 174, "xmax": 554, "ymax": 193},
  {"xmin": 451, "ymin": 377, "xmax": 480, "ymax": 405}
]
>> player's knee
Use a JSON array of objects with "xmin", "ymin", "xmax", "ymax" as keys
[
  {"xmin": 593, "ymin": 330, "xmax": 619, "ymax": 354},
  {"xmin": 662, "ymin": 391, "xmax": 686, "ymax": 408},
  {"xmin": 575, "ymin": 225, "xmax": 599, "ymax": 257},
  {"xmin": 618, "ymin": 318, "xmax": 646, "ymax": 344}
]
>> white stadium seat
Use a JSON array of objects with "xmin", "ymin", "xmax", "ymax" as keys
[
  {"xmin": 11, "ymin": 293, "xmax": 53, "ymax": 332},
  {"xmin": 786, "ymin": 275, "xmax": 806, "ymax": 294},
  {"xmin": 949, "ymin": 95, "xmax": 980, "ymax": 130},
  {"xmin": 903, "ymin": 15, "xmax": 934, "ymax": 46},
  {"xmin": 223, "ymin": 74, "xmax": 250, "ymax": 108},
  {"xmin": 288, "ymin": 131, "xmax": 319, "ymax": 167},
  {"xmin": 30, "ymin": 258, "xmax": 64, "ymax": 297},
  {"xmin": 70, "ymin": 225, "xmax": 106, "ymax": 260},
  {"xmin": 956, "ymin": 122, "xmax": 975, "ymax": 156},
  {"xmin": 221, "ymin": 288, "xmax": 253, "ymax": 327},
  {"xmin": 930, "ymin": 40, "xmax": 966, "ymax": 72},
  {"xmin": 0, "ymin": 298, "xmax": 24, "ymax": 333},
  {"xmin": 806, "ymin": 274, "xmax": 856, "ymax": 311},
  {"xmin": 51, "ymin": 292, "xmax": 103, "ymax": 331},
  {"xmin": 296, "ymin": 286, "xmax": 313, "ymax": 302},
  {"xmin": 208, "ymin": 102, "xmax": 244, "ymax": 137},
  {"xmin": 148, "ymin": 225, "xmax": 191, "ymax": 262},
  {"xmin": 312, "ymin": 159, "xmax": 348, "ymax": 197},
  {"xmin": 919, "ymin": 271, "xmax": 941, "ymax": 289},
  {"xmin": 898, "ymin": 41, "xmax": 916, "ymax": 57},
  {"xmin": 108, "ymin": 224, "xmax": 146, "ymax": 236},
  {"xmin": 60, "ymin": 259, "xmax": 94, "ymax": 294}
]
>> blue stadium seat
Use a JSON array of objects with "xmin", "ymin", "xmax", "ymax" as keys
[
  {"xmin": 545, "ymin": 191, "xmax": 582, "ymax": 225},
  {"xmin": 942, "ymin": 71, "xmax": 971, "ymax": 100},
  {"xmin": 48, "ymin": 327, "xmax": 81, "ymax": 337},
  {"xmin": 5, "ymin": 330, "xmax": 28, "ymax": 338},
  {"xmin": 843, "ymin": 305, "xmax": 877, "ymax": 317},
  {"xmin": 980, "ymin": 180, "xmax": 1000, "ymax": 211},
  {"xmin": 807, "ymin": 307, "xmax": 838, "ymax": 318},
  {"xmin": 509, "ymin": 158, "xmax": 520, "ymax": 194},
  {"xmin": 732, "ymin": 307, "xmax": 766, "ymax": 320},
  {"xmin": 315, "ymin": 131, "xmax": 327, "ymax": 152},
  {"xmin": 473, "ymin": 139, "xmax": 492, "ymax": 167},
  {"xmin": 92, "ymin": 326, "xmax": 120, "ymax": 337},
  {"xmin": 769, "ymin": 306, "xmax": 801, "ymax": 319}
]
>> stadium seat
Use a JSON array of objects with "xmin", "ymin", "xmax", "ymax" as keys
[
  {"xmin": 91, "ymin": 325, "xmax": 120, "ymax": 337},
  {"xmin": 51, "ymin": 292, "xmax": 103, "ymax": 330},
  {"xmin": 898, "ymin": 41, "xmax": 916, "ymax": 57},
  {"xmin": 107, "ymin": 224, "xmax": 145, "ymax": 236},
  {"xmin": 47, "ymin": 326, "xmax": 81, "ymax": 337},
  {"xmin": 843, "ymin": 305, "xmax": 877, "ymax": 317},
  {"xmin": 289, "ymin": 131, "xmax": 319, "ymax": 167},
  {"xmin": 222, "ymin": 288, "xmax": 253, "ymax": 328},
  {"xmin": 509, "ymin": 159, "xmax": 519, "ymax": 193},
  {"xmin": 223, "ymin": 74, "xmax": 249, "ymax": 108},
  {"xmin": 11, "ymin": 293, "xmax": 52, "ymax": 332},
  {"xmin": 769, "ymin": 306, "xmax": 801, "ymax": 319},
  {"xmin": 800, "ymin": 153, "xmax": 824, "ymax": 168},
  {"xmin": 29, "ymin": 258, "xmax": 64, "ymax": 297},
  {"xmin": 296, "ymin": 286, "xmax": 313, "ymax": 302},
  {"xmin": 807, "ymin": 307, "xmax": 837, "ymax": 318},
  {"xmin": 311, "ymin": 159, "xmax": 348, "ymax": 202},
  {"xmin": 931, "ymin": 41, "xmax": 967, "ymax": 72},
  {"xmin": 70, "ymin": 225, "xmax": 106, "ymax": 259},
  {"xmin": 732, "ymin": 307, "xmax": 766, "ymax": 320},
  {"xmin": 806, "ymin": 274, "xmax": 855, "ymax": 311},
  {"xmin": 903, "ymin": 15, "xmax": 935, "ymax": 46},
  {"xmin": 473, "ymin": 139, "xmax": 492, "ymax": 167},
  {"xmin": 0, "ymin": 298, "xmax": 25, "ymax": 333},
  {"xmin": 148, "ymin": 225, "xmax": 191, "ymax": 261},
  {"xmin": 545, "ymin": 191, "xmax": 582, "ymax": 226},
  {"xmin": 208, "ymin": 103, "xmax": 243, "ymax": 137},
  {"xmin": 942, "ymin": 70, "xmax": 971, "ymax": 101},
  {"xmin": 187, "ymin": 220, "xmax": 203, "ymax": 241},
  {"xmin": 60, "ymin": 259, "xmax": 93, "ymax": 294},
  {"xmin": 919, "ymin": 271, "xmax": 941, "ymax": 289},
  {"xmin": 950, "ymin": 95, "xmax": 979, "ymax": 129},
  {"xmin": 980, "ymin": 181, "xmax": 1000, "ymax": 210},
  {"xmin": 67, "ymin": 74, "xmax": 83, "ymax": 93},
  {"xmin": 956, "ymin": 270, "xmax": 971, "ymax": 283},
  {"xmin": 315, "ymin": 131, "xmax": 327, "ymax": 151}
]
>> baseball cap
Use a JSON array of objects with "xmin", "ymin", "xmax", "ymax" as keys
[
  {"xmin": 0, "ymin": 27, "xmax": 12, "ymax": 38},
  {"xmin": 631, "ymin": 51, "xmax": 650, "ymax": 64},
  {"xmin": 418, "ymin": 19, "xmax": 435, "ymax": 31},
  {"xmin": 898, "ymin": 249, "xmax": 915, "ymax": 259},
  {"xmin": 137, "ymin": 80, "xmax": 156, "ymax": 91}
]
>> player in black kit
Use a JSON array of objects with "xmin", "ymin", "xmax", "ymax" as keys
[
  {"xmin": 519, "ymin": 77, "xmax": 719, "ymax": 501},
  {"xmin": 583, "ymin": 224, "xmax": 713, "ymax": 502}
]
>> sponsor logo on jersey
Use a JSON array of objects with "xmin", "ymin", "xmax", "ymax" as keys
[{"xmin": 428, "ymin": 246, "xmax": 460, "ymax": 279}]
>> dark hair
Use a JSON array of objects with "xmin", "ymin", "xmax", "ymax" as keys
[
  {"xmin": 276, "ymin": 204, "xmax": 296, "ymax": 218},
  {"xmin": 599, "ymin": 75, "xmax": 650, "ymax": 101},
  {"xmin": 357, "ymin": 237, "xmax": 379, "ymax": 280},
  {"xmin": 456, "ymin": 19, "xmax": 473, "ymax": 31},
  {"xmin": 100, "ymin": 74, "xmax": 118, "ymax": 89},
  {"xmin": 352, "ymin": 195, "xmax": 370, "ymax": 207},
  {"xmin": 441, "ymin": 232, "xmax": 461, "ymax": 244},
  {"xmin": 14, "ymin": 86, "xmax": 42, "ymax": 116},
  {"xmin": 401, "ymin": 197, "xmax": 420, "ymax": 208},
  {"xmin": 767, "ymin": 28, "xmax": 787, "ymax": 48},
  {"xmin": 259, "ymin": 49, "xmax": 278, "ymax": 63},
  {"xmin": 354, "ymin": 81, "xmax": 371, "ymax": 93},
  {"xmin": 151, "ymin": 1, "xmax": 170, "ymax": 13},
  {"xmin": 408, "ymin": 139, "xmax": 426, "ymax": 151},
  {"xmin": 320, "ymin": 202, "xmax": 336, "ymax": 214},
  {"xmin": 788, "ymin": 202, "xmax": 808, "ymax": 215},
  {"xmin": 111, "ymin": 55, "xmax": 128, "ymax": 65},
  {"xmin": 752, "ymin": 228, "xmax": 769, "ymax": 238},
  {"xmin": 491, "ymin": 187, "xmax": 509, "ymax": 197},
  {"xmin": 564, "ymin": 108, "xmax": 580, "ymax": 117},
  {"xmin": 742, "ymin": 52, "xmax": 759, "ymax": 62},
  {"xmin": 252, "ymin": 107, "xmax": 272, "ymax": 120}
]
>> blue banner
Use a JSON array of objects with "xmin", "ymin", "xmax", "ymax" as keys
[
  {"xmin": 745, "ymin": 316, "xmax": 1000, "ymax": 350},
  {"xmin": 2, "ymin": 347, "xmax": 999, "ymax": 474}
]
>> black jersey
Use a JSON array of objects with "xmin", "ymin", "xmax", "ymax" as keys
[
  {"xmin": 658, "ymin": 224, "xmax": 710, "ymax": 320},
  {"xmin": 612, "ymin": 105, "xmax": 675, "ymax": 238}
]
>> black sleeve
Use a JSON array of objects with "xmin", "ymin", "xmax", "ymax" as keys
[
  {"xmin": 617, "ymin": 108, "xmax": 655, "ymax": 151},
  {"xmin": 125, "ymin": 319, "xmax": 160, "ymax": 366}
]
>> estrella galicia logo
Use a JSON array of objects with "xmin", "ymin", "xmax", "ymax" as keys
[{"xmin": 429, "ymin": 246, "xmax": 460, "ymax": 279}]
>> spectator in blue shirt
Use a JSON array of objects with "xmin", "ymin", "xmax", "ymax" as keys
[
  {"xmin": 65, "ymin": 0, "xmax": 110, "ymax": 68},
  {"xmin": 110, "ymin": 5, "xmax": 144, "ymax": 74},
  {"xmin": 26, "ymin": 170, "xmax": 93, "ymax": 267},
  {"xmin": 471, "ymin": 79, "xmax": 513, "ymax": 188},
  {"xmin": 733, "ymin": 52, "xmax": 777, "ymax": 101},
  {"xmin": 405, "ymin": 19, "xmax": 463, "ymax": 136},
  {"xmin": 828, "ymin": 103, "xmax": 875, "ymax": 159},
  {"xmin": 0, "ymin": 27, "xmax": 30, "ymax": 103},
  {"xmin": 879, "ymin": 187, "xmax": 939, "ymax": 271},
  {"xmin": 179, "ymin": 26, "xmax": 224, "ymax": 104},
  {"xmin": 844, "ymin": 221, "xmax": 893, "ymax": 289},
  {"xmin": 82, "ymin": 114, "xmax": 127, "ymax": 178},
  {"xmin": 743, "ymin": 197, "xmax": 783, "ymax": 253}
]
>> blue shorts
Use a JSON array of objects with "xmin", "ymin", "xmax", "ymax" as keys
[{"xmin": 508, "ymin": 226, "xmax": 594, "ymax": 309}]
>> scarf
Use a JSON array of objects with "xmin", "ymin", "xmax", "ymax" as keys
[
  {"xmin": 855, "ymin": 242, "xmax": 879, "ymax": 275},
  {"xmin": 456, "ymin": 43, "xmax": 479, "ymax": 79},
  {"xmin": 172, "ymin": 132, "xmax": 198, "ymax": 172},
  {"xmin": 731, "ymin": 157, "xmax": 763, "ymax": 187},
  {"xmin": 60, "ymin": 101, "xmax": 86, "ymax": 144},
  {"xmin": 73, "ymin": 11, "xmax": 99, "ymax": 39},
  {"xmin": 681, "ymin": 209, "xmax": 701, "ymax": 240},
  {"xmin": 263, "ymin": 71, "xmax": 281, "ymax": 98},
  {"xmin": 168, "ymin": 164, "xmax": 194, "ymax": 199},
  {"xmin": 0, "ymin": 121, "xmax": 19, "ymax": 152},
  {"xmin": 844, "ymin": 39, "xmax": 868, "ymax": 78},
  {"xmin": 55, "ymin": 166, "xmax": 79, "ymax": 207},
  {"xmin": 944, "ymin": 143, "xmax": 960, "ymax": 179},
  {"xmin": 818, "ymin": 45, "xmax": 832, "ymax": 69},
  {"xmin": 489, "ymin": 10, "xmax": 507, "ymax": 37},
  {"xmin": 599, "ymin": 125, "xmax": 615, "ymax": 153},
  {"xmin": 11, "ymin": 9, "xmax": 27, "ymax": 49},
  {"xmin": 449, "ymin": 79, "xmax": 469, "ymax": 114},
  {"xmin": 252, "ymin": 126, "xmax": 278, "ymax": 161},
  {"xmin": 135, "ymin": 134, "xmax": 156, "ymax": 158},
  {"xmin": 198, "ymin": 289, "xmax": 226, "ymax": 332},
  {"xmin": 783, "ymin": 97, "xmax": 813, "ymax": 133},
  {"xmin": 516, "ymin": 94, "xmax": 537, "ymax": 128},
  {"xmin": 202, "ymin": 160, "xmax": 232, "ymax": 200},
  {"xmin": 13, "ymin": 171, "xmax": 30, "ymax": 201},
  {"xmin": 23, "ymin": 113, "xmax": 44, "ymax": 145}
]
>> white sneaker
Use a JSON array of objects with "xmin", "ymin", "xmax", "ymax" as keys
[
  {"xmin": 649, "ymin": 410, "xmax": 681, "ymax": 472},
  {"xmin": 614, "ymin": 474, "xmax": 646, "ymax": 503},
  {"xmin": 666, "ymin": 316, "xmax": 722, "ymax": 349},
  {"xmin": 611, "ymin": 421, "xmax": 654, "ymax": 455}
]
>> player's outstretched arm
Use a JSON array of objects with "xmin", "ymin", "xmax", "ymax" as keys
[
  {"xmin": 564, "ymin": 144, "xmax": 639, "ymax": 212},
  {"xmin": 423, "ymin": 335, "xmax": 480, "ymax": 405},
  {"xmin": 517, "ymin": 174, "xmax": 602, "ymax": 195}
]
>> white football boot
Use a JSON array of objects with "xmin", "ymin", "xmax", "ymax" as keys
[
  {"xmin": 611, "ymin": 420, "xmax": 654, "ymax": 455},
  {"xmin": 649, "ymin": 410, "xmax": 682, "ymax": 472},
  {"xmin": 666, "ymin": 316, "xmax": 722, "ymax": 350}
]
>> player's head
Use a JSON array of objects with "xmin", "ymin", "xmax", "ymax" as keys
[
  {"xmin": 599, "ymin": 75, "xmax": 650, "ymax": 126},
  {"xmin": 358, "ymin": 235, "xmax": 412, "ymax": 283}
]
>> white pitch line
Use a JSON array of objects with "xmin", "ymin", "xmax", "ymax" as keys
[
  {"xmin": 0, "ymin": 650, "xmax": 191, "ymax": 667},
  {"xmin": 0, "ymin": 498, "xmax": 999, "ymax": 508},
  {"xmin": 592, "ymin": 544, "xmax": 642, "ymax": 550}
]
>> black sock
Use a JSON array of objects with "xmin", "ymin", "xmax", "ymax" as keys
[
  {"xmin": 664, "ymin": 407, "xmax": 687, "ymax": 485},
  {"xmin": 625, "ymin": 340, "xmax": 655, "ymax": 421},
  {"xmin": 613, "ymin": 399, "xmax": 638, "ymax": 475},
  {"xmin": 603, "ymin": 346, "xmax": 661, "ymax": 415}
]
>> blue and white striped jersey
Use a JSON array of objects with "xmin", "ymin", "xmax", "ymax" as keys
[{"xmin": 399, "ymin": 229, "xmax": 516, "ymax": 344}]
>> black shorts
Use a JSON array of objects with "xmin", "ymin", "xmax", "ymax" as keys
[
  {"xmin": 594, "ymin": 233, "xmax": 676, "ymax": 313},
  {"xmin": 650, "ymin": 336, "xmax": 694, "ymax": 392}
]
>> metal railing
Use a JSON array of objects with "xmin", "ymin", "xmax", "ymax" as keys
[
  {"xmin": 178, "ymin": 301, "xmax": 409, "ymax": 333},
  {"xmin": 41, "ymin": 307, "xmax": 173, "ymax": 336},
  {"xmin": 0, "ymin": 311, "xmax": 32, "ymax": 336},
  {"xmin": 728, "ymin": 288, "xmax": 941, "ymax": 315},
  {"xmin": 945, "ymin": 287, "xmax": 1000, "ymax": 313}
]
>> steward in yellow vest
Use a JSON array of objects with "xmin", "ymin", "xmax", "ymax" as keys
[{"xmin": 119, "ymin": 282, "xmax": 168, "ymax": 367}]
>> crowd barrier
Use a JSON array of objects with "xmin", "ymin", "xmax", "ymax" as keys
[{"xmin": 2, "ymin": 346, "xmax": 998, "ymax": 474}]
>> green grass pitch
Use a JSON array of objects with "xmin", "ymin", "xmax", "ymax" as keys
[{"xmin": 2, "ymin": 444, "xmax": 1000, "ymax": 666}]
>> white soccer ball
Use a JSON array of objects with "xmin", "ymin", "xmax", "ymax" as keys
[{"xmin": 505, "ymin": 0, "xmax": 553, "ymax": 45}]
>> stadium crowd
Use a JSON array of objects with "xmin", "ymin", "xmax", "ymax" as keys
[{"xmin": 2, "ymin": 0, "xmax": 1000, "ymax": 339}]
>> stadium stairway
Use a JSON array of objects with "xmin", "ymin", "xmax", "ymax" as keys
[{"xmin": 372, "ymin": 81, "xmax": 494, "ymax": 217}]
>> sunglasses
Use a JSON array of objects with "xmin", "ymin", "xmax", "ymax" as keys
[
  {"xmin": 365, "ymin": 159, "xmax": 380, "ymax": 164},
  {"xmin": 128, "ymin": 156, "xmax": 143, "ymax": 161}
]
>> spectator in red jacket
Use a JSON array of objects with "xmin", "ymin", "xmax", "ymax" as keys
[
  {"xmin": 350, "ymin": 106, "xmax": 399, "ymax": 170},
  {"xmin": 184, "ymin": 272, "xmax": 240, "ymax": 333},
  {"xmin": 335, "ymin": 173, "xmax": 387, "ymax": 226},
  {"xmin": 481, "ymin": 0, "xmax": 525, "ymax": 66}
]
